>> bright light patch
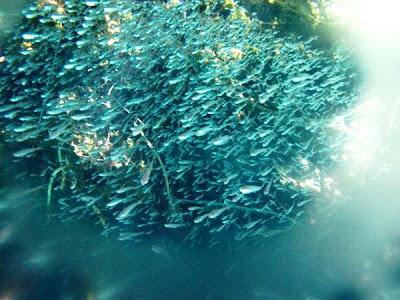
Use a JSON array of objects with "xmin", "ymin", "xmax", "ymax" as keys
[
  {"xmin": 330, "ymin": 0, "xmax": 400, "ymax": 37},
  {"xmin": 342, "ymin": 95, "xmax": 400, "ymax": 178},
  {"xmin": 300, "ymin": 158, "xmax": 308, "ymax": 166},
  {"xmin": 328, "ymin": 115, "xmax": 349, "ymax": 132},
  {"xmin": 344, "ymin": 97, "xmax": 381, "ymax": 168}
]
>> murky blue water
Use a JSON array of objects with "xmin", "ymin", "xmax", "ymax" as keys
[{"xmin": 1, "ymin": 176, "xmax": 400, "ymax": 299}]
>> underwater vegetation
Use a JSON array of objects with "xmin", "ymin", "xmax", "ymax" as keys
[
  {"xmin": 0, "ymin": 0, "xmax": 363, "ymax": 246},
  {"xmin": 239, "ymin": 0, "xmax": 340, "ymax": 47}
]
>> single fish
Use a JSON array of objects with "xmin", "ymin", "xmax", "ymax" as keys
[
  {"xmin": 208, "ymin": 207, "xmax": 228, "ymax": 219},
  {"xmin": 13, "ymin": 147, "xmax": 42, "ymax": 158},
  {"xmin": 266, "ymin": 84, "xmax": 278, "ymax": 94},
  {"xmin": 195, "ymin": 87, "xmax": 214, "ymax": 94},
  {"xmin": 15, "ymin": 129, "xmax": 42, "ymax": 142},
  {"xmin": 297, "ymin": 199, "xmax": 312, "ymax": 207},
  {"xmin": 116, "ymin": 186, "xmax": 135, "ymax": 194},
  {"xmin": 292, "ymin": 73, "xmax": 312, "ymax": 83},
  {"xmin": 260, "ymin": 166, "xmax": 274, "ymax": 176},
  {"xmin": 178, "ymin": 130, "xmax": 194, "ymax": 141},
  {"xmin": 71, "ymin": 114, "xmax": 90, "ymax": 121},
  {"xmin": 250, "ymin": 148, "xmax": 266, "ymax": 157},
  {"xmin": 117, "ymin": 202, "xmax": 141, "ymax": 220},
  {"xmin": 106, "ymin": 198, "xmax": 125, "ymax": 208},
  {"xmin": 13, "ymin": 124, "xmax": 36, "ymax": 133},
  {"xmin": 194, "ymin": 213, "xmax": 209, "ymax": 224},
  {"xmin": 169, "ymin": 77, "xmax": 183, "ymax": 85},
  {"xmin": 223, "ymin": 173, "xmax": 239, "ymax": 185},
  {"xmin": 22, "ymin": 33, "xmax": 41, "ymax": 40},
  {"xmin": 195, "ymin": 126, "xmax": 213, "ymax": 137},
  {"xmin": 50, "ymin": 14, "xmax": 66, "ymax": 21},
  {"xmin": 244, "ymin": 219, "xmax": 261, "ymax": 229},
  {"xmin": 263, "ymin": 179, "xmax": 273, "ymax": 195},
  {"xmin": 259, "ymin": 93, "xmax": 272, "ymax": 104},
  {"xmin": 140, "ymin": 159, "xmax": 154, "ymax": 186},
  {"xmin": 85, "ymin": 1, "xmax": 99, "ymax": 7},
  {"xmin": 188, "ymin": 206, "xmax": 201, "ymax": 211},
  {"xmin": 240, "ymin": 185, "xmax": 263, "ymax": 194},
  {"xmin": 231, "ymin": 194, "xmax": 242, "ymax": 203},
  {"xmin": 211, "ymin": 135, "xmax": 232, "ymax": 146},
  {"xmin": 164, "ymin": 223, "xmax": 187, "ymax": 228},
  {"xmin": 47, "ymin": 123, "xmax": 70, "ymax": 140}
]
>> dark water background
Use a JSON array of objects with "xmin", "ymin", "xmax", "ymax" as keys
[
  {"xmin": 1, "ymin": 1, "xmax": 400, "ymax": 299},
  {"xmin": 1, "ymin": 167, "xmax": 400, "ymax": 300}
]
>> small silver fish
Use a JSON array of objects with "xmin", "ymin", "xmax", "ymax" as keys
[
  {"xmin": 48, "ymin": 123, "xmax": 70, "ymax": 140},
  {"xmin": 194, "ymin": 213, "xmax": 209, "ymax": 224},
  {"xmin": 15, "ymin": 129, "xmax": 42, "ymax": 142},
  {"xmin": 240, "ymin": 185, "xmax": 263, "ymax": 194},
  {"xmin": 22, "ymin": 33, "xmax": 41, "ymax": 40},
  {"xmin": 85, "ymin": 1, "xmax": 99, "ymax": 7},
  {"xmin": 250, "ymin": 148, "xmax": 266, "ymax": 157},
  {"xmin": 106, "ymin": 198, "xmax": 125, "ymax": 208},
  {"xmin": 260, "ymin": 166, "xmax": 274, "ymax": 176},
  {"xmin": 117, "ymin": 202, "xmax": 141, "ymax": 220},
  {"xmin": 297, "ymin": 199, "xmax": 312, "ymax": 207},
  {"xmin": 244, "ymin": 219, "xmax": 261, "ymax": 229},
  {"xmin": 71, "ymin": 114, "xmax": 90, "ymax": 121},
  {"xmin": 211, "ymin": 135, "xmax": 232, "ymax": 146},
  {"xmin": 292, "ymin": 73, "xmax": 312, "ymax": 83},
  {"xmin": 13, "ymin": 124, "xmax": 36, "ymax": 133},
  {"xmin": 231, "ymin": 194, "xmax": 242, "ymax": 203},
  {"xmin": 116, "ymin": 186, "xmax": 135, "ymax": 194},
  {"xmin": 195, "ymin": 87, "xmax": 214, "ymax": 94},
  {"xmin": 263, "ymin": 179, "xmax": 273, "ymax": 195},
  {"xmin": 195, "ymin": 126, "xmax": 213, "ymax": 137},
  {"xmin": 178, "ymin": 130, "xmax": 194, "ymax": 141},
  {"xmin": 188, "ymin": 206, "xmax": 201, "ymax": 211},
  {"xmin": 140, "ymin": 159, "xmax": 154, "ymax": 186},
  {"xmin": 208, "ymin": 207, "xmax": 228, "ymax": 219},
  {"xmin": 223, "ymin": 173, "xmax": 239, "ymax": 185},
  {"xmin": 13, "ymin": 147, "xmax": 42, "ymax": 158},
  {"xmin": 164, "ymin": 223, "xmax": 187, "ymax": 229}
]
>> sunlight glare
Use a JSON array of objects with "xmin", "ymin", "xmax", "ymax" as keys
[{"xmin": 330, "ymin": 0, "xmax": 400, "ymax": 38}]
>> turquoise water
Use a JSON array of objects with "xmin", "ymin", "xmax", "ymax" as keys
[
  {"xmin": 1, "ymin": 182, "xmax": 400, "ymax": 299},
  {"xmin": 1, "ymin": 1, "xmax": 400, "ymax": 299}
]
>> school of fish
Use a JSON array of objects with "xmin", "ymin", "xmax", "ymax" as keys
[{"xmin": 0, "ymin": 0, "xmax": 364, "ymax": 246}]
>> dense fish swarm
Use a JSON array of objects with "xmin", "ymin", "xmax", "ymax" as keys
[{"xmin": 0, "ymin": 0, "xmax": 363, "ymax": 246}]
